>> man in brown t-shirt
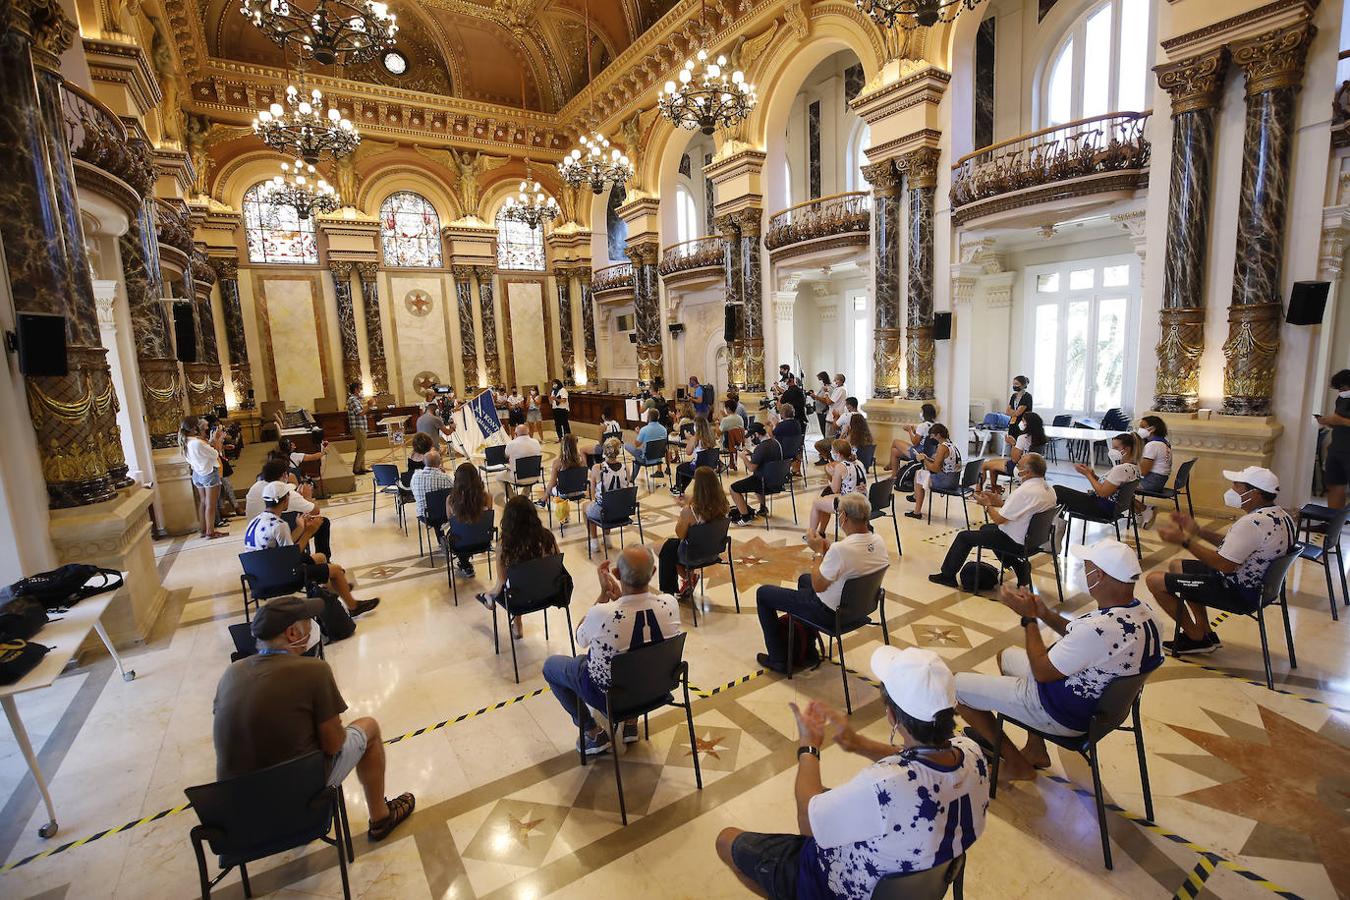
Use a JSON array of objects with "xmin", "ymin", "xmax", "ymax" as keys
[{"xmin": 212, "ymin": 596, "xmax": 415, "ymax": 841}]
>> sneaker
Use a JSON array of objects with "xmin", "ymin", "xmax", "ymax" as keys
[
  {"xmin": 578, "ymin": 730, "xmax": 612, "ymax": 757},
  {"xmin": 351, "ymin": 598, "xmax": 380, "ymax": 617},
  {"xmin": 622, "ymin": 721, "xmax": 640, "ymax": 744},
  {"xmin": 905, "ymin": 494, "xmax": 917, "ymax": 503},
  {"xmin": 534, "ymin": 498, "xmax": 548, "ymax": 509},
  {"xmin": 1140, "ymin": 507, "xmax": 1157, "ymax": 529},
  {"xmin": 1205, "ymin": 631, "xmax": 1223, "ymax": 650},
  {"xmin": 475, "ymin": 592, "xmax": 495, "ymax": 610},
  {"xmin": 927, "ymin": 573, "xmax": 959, "ymax": 589},
  {"xmin": 1162, "ymin": 633, "xmax": 1217, "ymax": 656},
  {"xmin": 756, "ymin": 506, "xmax": 770, "ymax": 519},
  {"xmin": 733, "ymin": 513, "xmax": 756, "ymax": 527},
  {"xmin": 368, "ymin": 792, "xmax": 415, "ymax": 842},
  {"xmin": 457, "ymin": 563, "xmax": 476, "ymax": 579}
]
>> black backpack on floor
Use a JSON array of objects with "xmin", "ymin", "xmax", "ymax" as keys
[
  {"xmin": 896, "ymin": 460, "xmax": 923, "ymax": 493},
  {"xmin": 960, "ymin": 561, "xmax": 1000, "ymax": 594}
]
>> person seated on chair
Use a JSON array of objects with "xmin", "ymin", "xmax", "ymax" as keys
[
  {"xmin": 773, "ymin": 402, "xmax": 803, "ymax": 442},
  {"xmin": 979, "ymin": 412, "xmax": 1047, "ymax": 492},
  {"xmin": 716, "ymin": 647, "xmax": 987, "ymax": 900},
  {"xmin": 587, "ymin": 438, "xmax": 634, "ymax": 548},
  {"xmin": 504, "ymin": 424, "xmax": 543, "ymax": 494},
  {"xmin": 1053, "ymin": 432, "xmax": 1140, "ymax": 521},
  {"xmin": 278, "ymin": 437, "xmax": 328, "ymax": 483},
  {"xmin": 213, "ymin": 596, "xmax": 413, "ymax": 841},
  {"xmin": 905, "ymin": 424, "xmax": 962, "ymax": 520},
  {"xmin": 807, "ymin": 440, "xmax": 867, "ymax": 539},
  {"xmin": 407, "ymin": 432, "xmax": 433, "ymax": 474},
  {"xmin": 673, "ymin": 400, "xmax": 696, "ymax": 438},
  {"xmin": 673, "ymin": 416, "xmax": 717, "ymax": 496},
  {"xmin": 720, "ymin": 399, "xmax": 747, "ymax": 471},
  {"xmin": 884, "ymin": 403, "xmax": 937, "ymax": 473},
  {"xmin": 1133, "ymin": 416, "xmax": 1172, "ymax": 529},
  {"xmin": 754, "ymin": 493, "xmax": 888, "ymax": 674},
  {"xmin": 1146, "ymin": 466, "xmax": 1296, "ymax": 656},
  {"xmin": 956, "ymin": 539, "xmax": 1161, "ymax": 782},
  {"xmin": 591, "ymin": 405, "xmax": 624, "ymax": 457},
  {"xmin": 476, "ymin": 495, "xmax": 558, "ymax": 640},
  {"xmin": 835, "ymin": 397, "xmax": 864, "ymax": 443},
  {"xmin": 243, "ymin": 482, "xmax": 377, "ymax": 617},
  {"xmin": 446, "ymin": 463, "xmax": 495, "ymax": 579},
  {"xmin": 929, "ymin": 453, "xmax": 1057, "ymax": 590},
  {"xmin": 623, "ymin": 409, "xmax": 668, "ymax": 480},
  {"xmin": 542, "ymin": 547, "xmax": 682, "ymax": 757},
  {"xmin": 838, "ymin": 402, "xmax": 872, "ymax": 460},
  {"xmin": 659, "ymin": 466, "xmax": 728, "ymax": 603},
  {"xmin": 538, "ymin": 434, "xmax": 587, "ymax": 520},
  {"xmin": 730, "ymin": 428, "xmax": 786, "ymax": 526},
  {"xmin": 245, "ymin": 458, "xmax": 333, "ymax": 558},
  {"xmin": 409, "ymin": 449, "xmax": 454, "ymax": 520}
]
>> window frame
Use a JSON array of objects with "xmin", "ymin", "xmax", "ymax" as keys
[
  {"xmin": 494, "ymin": 206, "xmax": 547, "ymax": 272},
  {"xmin": 241, "ymin": 181, "xmax": 320, "ymax": 265},
  {"xmin": 379, "ymin": 191, "xmax": 444, "ymax": 269},
  {"xmin": 1039, "ymin": 0, "xmax": 1151, "ymax": 127}
]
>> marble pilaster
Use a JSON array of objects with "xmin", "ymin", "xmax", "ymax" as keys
[
  {"xmin": 354, "ymin": 263, "xmax": 389, "ymax": 396},
  {"xmin": 863, "ymin": 160, "xmax": 903, "ymax": 398},
  {"xmin": 328, "ymin": 261, "xmax": 362, "ymax": 390},
  {"xmin": 735, "ymin": 207, "xmax": 765, "ymax": 392},
  {"xmin": 626, "ymin": 241, "xmax": 663, "ymax": 387},
  {"xmin": 211, "ymin": 258, "xmax": 252, "ymax": 405},
  {"xmin": 1222, "ymin": 22, "xmax": 1314, "ymax": 416},
  {"xmin": 578, "ymin": 266, "xmax": 599, "ymax": 385},
  {"xmin": 900, "ymin": 148, "xmax": 939, "ymax": 401},
  {"xmin": 475, "ymin": 266, "xmax": 502, "ymax": 387},
  {"xmin": 716, "ymin": 213, "xmax": 745, "ymax": 389},
  {"xmin": 452, "ymin": 265, "xmax": 480, "ymax": 389},
  {"xmin": 555, "ymin": 270, "xmax": 576, "ymax": 386}
]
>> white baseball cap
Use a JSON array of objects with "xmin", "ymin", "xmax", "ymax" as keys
[
  {"xmin": 1069, "ymin": 538, "xmax": 1142, "ymax": 583},
  {"xmin": 1222, "ymin": 466, "xmax": 1279, "ymax": 495},
  {"xmin": 260, "ymin": 480, "xmax": 291, "ymax": 503},
  {"xmin": 870, "ymin": 646, "xmax": 955, "ymax": 722}
]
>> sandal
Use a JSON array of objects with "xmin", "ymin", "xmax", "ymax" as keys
[
  {"xmin": 903, "ymin": 512, "xmax": 924, "ymax": 520},
  {"xmin": 206, "ymin": 530, "xmax": 230, "ymax": 539},
  {"xmin": 368, "ymin": 792, "xmax": 416, "ymax": 841}
]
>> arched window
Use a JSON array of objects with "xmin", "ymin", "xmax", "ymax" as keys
[
  {"xmin": 606, "ymin": 184, "xmax": 628, "ymax": 263},
  {"xmin": 242, "ymin": 182, "xmax": 319, "ymax": 264},
  {"xmin": 496, "ymin": 208, "xmax": 546, "ymax": 271},
  {"xmin": 846, "ymin": 122, "xmax": 871, "ymax": 192},
  {"xmin": 674, "ymin": 184, "xmax": 698, "ymax": 243},
  {"xmin": 1042, "ymin": 0, "xmax": 1150, "ymax": 126},
  {"xmin": 380, "ymin": 192, "xmax": 443, "ymax": 267}
]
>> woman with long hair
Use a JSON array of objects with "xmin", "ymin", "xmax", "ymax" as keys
[
  {"xmin": 586, "ymin": 437, "xmax": 632, "ymax": 546},
  {"xmin": 884, "ymin": 403, "xmax": 937, "ymax": 473},
  {"xmin": 446, "ymin": 463, "xmax": 495, "ymax": 578},
  {"xmin": 979, "ymin": 411, "xmax": 1047, "ymax": 491},
  {"xmin": 672, "ymin": 416, "xmax": 717, "ymax": 496},
  {"xmin": 1054, "ymin": 432, "xmax": 1141, "ymax": 519},
  {"xmin": 477, "ymin": 495, "xmax": 558, "ymax": 639},
  {"xmin": 181, "ymin": 416, "xmax": 227, "ymax": 538},
  {"xmin": 1134, "ymin": 416, "xmax": 1172, "ymax": 527},
  {"xmin": 408, "ymin": 432, "xmax": 433, "ymax": 474},
  {"xmin": 906, "ymin": 423, "xmax": 962, "ymax": 519},
  {"xmin": 807, "ymin": 439, "xmax": 868, "ymax": 539},
  {"xmin": 539, "ymin": 433, "xmax": 587, "ymax": 524},
  {"xmin": 658, "ymin": 466, "xmax": 730, "ymax": 602},
  {"xmin": 845, "ymin": 412, "xmax": 874, "ymax": 452}
]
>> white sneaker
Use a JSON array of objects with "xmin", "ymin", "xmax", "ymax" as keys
[{"xmin": 1140, "ymin": 507, "xmax": 1156, "ymax": 529}]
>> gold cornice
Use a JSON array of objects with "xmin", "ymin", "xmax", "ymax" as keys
[
  {"xmin": 1154, "ymin": 48, "xmax": 1229, "ymax": 115},
  {"xmin": 1160, "ymin": 0, "xmax": 1318, "ymax": 61},
  {"xmin": 850, "ymin": 66, "xmax": 952, "ymax": 126},
  {"xmin": 866, "ymin": 129, "xmax": 943, "ymax": 167},
  {"xmin": 82, "ymin": 36, "xmax": 161, "ymax": 115},
  {"xmin": 1231, "ymin": 20, "xmax": 1316, "ymax": 95}
]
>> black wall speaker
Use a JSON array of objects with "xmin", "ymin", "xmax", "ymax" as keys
[
  {"xmin": 173, "ymin": 303, "xmax": 198, "ymax": 363},
  {"xmin": 933, "ymin": 312, "xmax": 953, "ymax": 341},
  {"xmin": 668, "ymin": 322, "xmax": 685, "ymax": 336},
  {"xmin": 1286, "ymin": 281, "xmax": 1330, "ymax": 325},
  {"xmin": 627, "ymin": 332, "xmax": 637, "ymax": 344},
  {"xmin": 15, "ymin": 313, "xmax": 68, "ymax": 377},
  {"xmin": 724, "ymin": 304, "xmax": 742, "ymax": 342}
]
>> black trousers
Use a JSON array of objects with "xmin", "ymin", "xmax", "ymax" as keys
[
  {"xmin": 940, "ymin": 524, "xmax": 1029, "ymax": 585},
  {"xmin": 553, "ymin": 409, "xmax": 570, "ymax": 439},
  {"xmin": 658, "ymin": 537, "xmax": 683, "ymax": 594},
  {"xmin": 1054, "ymin": 484, "xmax": 1113, "ymax": 519},
  {"xmin": 283, "ymin": 512, "xmax": 331, "ymax": 559},
  {"xmin": 675, "ymin": 462, "xmax": 697, "ymax": 493}
]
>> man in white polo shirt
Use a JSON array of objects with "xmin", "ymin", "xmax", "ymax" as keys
[
  {"xmin": 929, "ymin": 452, "xmax": 1056, "ymax": 590},
  {"xmin": 753, "ymin": 492, "xmax": 889, "ymax": 673},
  {"xmin": 503, "ymin": 424, "xmax": 543, "ymax": 494},
  {"xmin": 956, "ymin": 538, "xmax": 1162, "ymax": 781}
]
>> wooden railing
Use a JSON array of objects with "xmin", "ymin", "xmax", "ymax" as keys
[
  {"xmin": 61, "ymin": 82, "xmax": 154, "ymax": 196},
  {"xmin": 591, "ymin": 262, "xmax": 634, "ymax": 292},
  {"xmin": 950, "ymin": 111, "xmax": 1152, "ymax": 212},
  {"xmin": 765, "ymin": 191, "xmax": 871, "ymax": 251},
  {"xmin": 659, "ymin": 235, "xmax": 725, "ymax": 275}
]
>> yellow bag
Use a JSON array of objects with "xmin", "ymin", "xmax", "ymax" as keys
[{"xmin": 555, "ymin": 497, "xmax": 570, "ymax": 524}]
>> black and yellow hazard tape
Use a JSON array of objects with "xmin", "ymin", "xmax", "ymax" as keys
[
  {"xmin": 1172, "ymin": 854, "xmax": 1217, "ymax": 900},
  {"xmin": 691, "ymin": 669, "xmax": 765, "ymax": 698},
  {"xmin": 0, "ymin": 802, "xmax": 191, "ymax": 874},
  {"xmin": 384, "ymin": 687, "xmax": 550, "ymax": 744}
]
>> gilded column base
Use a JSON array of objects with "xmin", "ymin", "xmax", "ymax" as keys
[
  {"xmin": 584, "ymin": 352, "xmax": 598, "ymax": 386},
  {"xmin": 862, "ymin": 398, "xmax": 941, "ymax": 449},
  {"xmin": 484, "ymin": 355, "xmax": 502, "ymax": 388},
  {"xmin": 81, "ymin": 347, "xmax": 131, "ymax": 488},
  {"xmin": 140, "ymin": 357, "xmax": 184, "ymax": 448},
  {"xmin": 342, "ymin": 357, "xmax": 362, "ymax": 394},
  {"xmin": 25, "ymin": 348, "xmax": 119, "ymax": 509},
  {"xmin": 743, "ymin": 338, "xmax": 765, "ymax": 393},
  {"xmin": 1221, "ymin": 302, "xmax": 1281, "ymax": 417},
  {"xmin": 638, "ymin": 343, "xmax": 664, "ymax": 387},
  {"xmin": 905, "ymin": 325, "xmax": 936, "ymax": 401},
  {"xmin": 1153, "ymin": 307, "xmax": 1205, "ymax": 413},
  {"xmin": 1154, "ymin": 411, "xmax": 1282, "ymax": 515},
  {"xmin": 229, "ymin": 362, "xmax": 253, "ymax": 407},
  {"xmin": 184, "ymin": 362, "xmax": 217, "ymax": 414},
  {"xmin": 368, "ymin": 357, "xmax": 390, "ymax": 398},
  {"xmin": 727, "ymin": 340, "xmax": 746, "ymax": 391},
  {"xmin": 873, "ymin": 327, "xmax": 902, "ymax": 399}
]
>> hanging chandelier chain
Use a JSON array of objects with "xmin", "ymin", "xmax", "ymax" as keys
[
  {"xmin": 854, "ymin": 0, "xmax": 986, "ymax": 31},
  {"xmin": 558, "ymin": 0, "xmax": 632, "ymax": 195},
  {"xmin": 239, "ymin": 0, "xmax": 397, "ymax": 67},
  {"xmin": 655, "ymin": 0, "xmax": 756, "ymax": 136}
]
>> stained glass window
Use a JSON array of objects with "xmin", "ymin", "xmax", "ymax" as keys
[
  {"xmin": 380, "ymin": 191, "xmax": 443, "ymax": 268},
  {"xmin": 495, "ymin": 208, "xmax": 546, "ymax": 271},
  {"xmin": 242, "ymin": 182, "xmax": 319, "ymax": 264}
]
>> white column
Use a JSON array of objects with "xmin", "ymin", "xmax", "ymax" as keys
[
  {"xmin": 771, "ymin": 273, "xmax": 802, "ymax": 376},
  {"xmin": 948, "ymin": 263, "xmax": 981, "ymax": 454},
  {"xmin": 812, "ymin": 282, "xmax": 839, "ymax": 375},
  {"xmin": 94, "ymin": 282, "xmax": 152, "ymax": 487}
]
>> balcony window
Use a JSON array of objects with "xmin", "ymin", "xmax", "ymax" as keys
[
  {"xmin": 495, "ymin": 208, "xmax": 545, "ymax": 271},
  {"xmin": 242, "ymin": 182, "xmax": 318, "ymax": 265},
  {"xmin": 380, "ymin": 191, "xmax": 442, "ymax": 268},
  {"xmin": 1042, "ymin": 0, "xmax": 1151, "ymax": 126},
  {"xmin": 675, "ymin": 184, "xmax": 698, "ymax": 244}
]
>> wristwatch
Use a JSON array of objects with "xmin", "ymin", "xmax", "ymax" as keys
[
  {"xmin": 1020, "ymin": 616, "xmax": 1037, "ymax": 627},
  {"xmin": 797, "ymin": 745, "xmax": 820, "ymax": 760}
]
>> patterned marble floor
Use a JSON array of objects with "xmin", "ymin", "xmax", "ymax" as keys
[{"xmin": 0, "ymin": 438, "xmax": 1347, "ymax": 900}]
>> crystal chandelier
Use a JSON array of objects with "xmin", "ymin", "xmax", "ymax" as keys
[
  {"xmin": 558, "ymin": 0, "xmax": 632, "ymax": 195},
  {"xmin": 253, "ymin": 83, "xmax": 360, "ymax": 164},
  {"xmin": 263, "ymin": 159, "xmax": 340, "ymax": 220},
  {"xmin": 656, "ymin": 0, "xmax": 755, "ymax": 135},
  {"xmin": 501, "ymin": 163, "xmax": 560, "ymax": 231},
  {"xmin": 239, "ymin": 0, "xmax": 398, "ymax": 66},
  {"xmin": 855, "ymin": 0, "xmax": 985, "ymax": 30}
]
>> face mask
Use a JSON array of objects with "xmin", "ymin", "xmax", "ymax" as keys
[
  {"xmin": 1012, "ymin": 385, "xmax": 1024, "ymax": 393},
  {"xmin": 1339, "ymin": 390, "xmax": 1350, "ymax": 399},
  {"xmin": 1107, "ymin": 448, "xmax": 1123, "ymax": 464},
  {"xmin": 1086, "ymin": 569, "xmax": 1103, "ymax": 596},
  {"xmin": 1223, "ymin": 488, "xmax": 1247, "ymax": 509},
  {"xmin": 286, "ymin": 625, "xmax": 311, "ymax": 652},
  {"xmin": 831, "ymin": 451, "xmax": 841, "ymax": 462},
  {"xmin": 1136, "ymin": 427, "xmax": 1151, "ymax": 438}
]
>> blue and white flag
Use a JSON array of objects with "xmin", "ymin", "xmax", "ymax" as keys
[{"xmin": 455, "ymin": 390, "xmax": 504, "ymax": 457}]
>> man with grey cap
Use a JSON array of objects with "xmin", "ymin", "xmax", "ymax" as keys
[
  {"xmin": 716, "ymin": 647, "xmax": 987, "ymax": 899},
  {"xmin": 212, "ymin": 596, "xmax": 415, "ymax": 841},
  {"xmin": 542, "ymin": 547, "xmax": 682, "ymax": 757},
  {"xmin": 1148, "ymin": 465, "xmax": 1296, "ymax": 655},
  {"xmin": 957, "ymin": 538, "xmax": 1162, "ymax": 781}
]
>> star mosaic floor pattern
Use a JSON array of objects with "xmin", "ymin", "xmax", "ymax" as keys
[{"xmin": 0, "ymin": 439, "xmax": 1347, "ymax": 899}]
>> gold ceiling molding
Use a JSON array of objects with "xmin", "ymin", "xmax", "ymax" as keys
[
  {"xmin": 82, "ymin": 36, "xmax": 163, "ymax": 115},
  {"xmin": 1159, "ymin": 0, "xmax": 1318, "ymax": 61}
]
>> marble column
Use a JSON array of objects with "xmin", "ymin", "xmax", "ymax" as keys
[
  {"xmin": 901, "ymin": 148, "xmax": 939, "ymax": 401},
  {"xmin": 578, "ymin": 266, "xmax": 599, "ymax": 385},
  {"xmin": 735, "ymin": 207, "xmax": 765, "ymax": 392},
  {"xmin": 626, "ymin": 241, "xmax": 663, "ymax": 387},
  {"xmin": 1222, "ymin": 22, "xmax": 1315, "ymax": 416},
  {"xmin": 451, "ymin": 265, "xmax": 480, "ymax": 389},
  {"xmin": 121, "ymin": 198, "xmax": 180, "ymax": 447},
  {"xmin": 354, "ymin": 263, "xmax": 389, "ymax": 396},
  {"xmin": 211, "ymin": 258, "xmax": 252, "ymax": 405},
  {"xmin": 328, "ymin": 261, "xmax": 362, "ymax": 390},
  {"xmin": 862, "ymin": 160, "xmax": 903, "ymax": 398},
  {"xmin": 192, "ymin": 254, "xmax": 226, "ymax": 410},
  {"xmin": 1153, "ymin": 49, "xmax": 1228, "ymax": 412},
  {"xmin": 475, "ymin": 265, "xmax": 502, "ymax": 386},
  {"xmin": 555, "ymin": 268, "xmax": 576, "ymax": 386},
  {"xmin": 716, "ymin": 213, "xmax": 745, "ymax": 389}
]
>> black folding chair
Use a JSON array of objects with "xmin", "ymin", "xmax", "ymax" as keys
[
  {"xmin": 185, "ymin": 751, "xmax": 353, "ymax": 899},
  {"xmin": 494, "ymin": 554, "xmax": 574, "ymax": 683},
  {"xmin": 417, "ymin": 487, "xmax": 451, "ymax": 559},
  {"xmin": 778, "ymin": 433, "xmax": 805, "ymax": 488},
  {"xmin": 588, "ymin": 486, "xmax": 643, "ymax": 559},
  {"xmin": 239, "ymin": 547, "xmax": 306, "ymax": 619},
  {"xmin": 990, "ymin": 672, "xmax": 1154, "ymax": 870},
  {"xmin": 928, "ymin": 459, "xmax": 982, "ymax": 526},
  {"xmin": 371, "ymin": 464, "xmax": 404, "ymax": 527},
  {"xmin": 548, "ymin": 466, "xmax": 591, "ymax": 533},
  {"xmin": 480, "ymin": 444, "xmax": 508, "ymax": 480},
  {"xmin": 444, "ymin": 510, "xmax": 497, "ymax": 604},
  {"xmin": 397, "ymin": 472, "xmax": 414, "ymax": 534},
  {"xmin": 1047, "ymin": 414, "xmax": 1073, "ymax": 463},
  {"xmin": 871, "ymin": 854, "xmax": 966, "ymax": 900},
  {"xmin": 227, "ymin": 621, "xmax": 324, "ymax": 662},
  {"xmin": 635, "ymin": 438, "xmax": 670, "ymax": 490},
  {"xmin": 977, "ymin": 507, "xmax": 1064, "ymax": 605},
  {"xmin": 786, "ymin": 566, "xmax": 891, "ymax": 714},
  {"xmin": 678, "ymin": 517, "xmax": 740, "ymax": 622},
  {"xmin": 581, "ymin": 632, "xmax": 702, "ymax": 826},
  {"xmin": 856, "ymin": 443, "xmax": 878, "ymax": 481},
  {"xmin": 757, "ymin": 459, "xmax": 796, "ymax": 528},
  {"xmin": 1136, "ymin": 458, "xmax": 1196, "ymax": 519},
  {"xmin": 1061, "ymin": 480, "xmax": 1142, "ymax": 559},
  {"xmin": 1297, "ymin": 506, "xmax": 1348, "ymax": 619},
  {"xmin": 505, "ymin": 454, "xmax": 543, "ymax": 500},
  {"xmin": 858, "ymin": 476, "xmax": 902, "ymax": 556}
]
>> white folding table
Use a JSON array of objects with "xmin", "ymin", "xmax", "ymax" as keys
[
  {"xmin": 0, "ymin": 583, "xmax": 136, "ymax": 839},
  {"xmin": 1041, "ymin": 425, "xmax": 1117, "ymax": 464}
]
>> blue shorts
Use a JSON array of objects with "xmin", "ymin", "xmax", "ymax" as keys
[
  {"xmin": 326, "ymin": 724, "xmax": 368, "ymax": 787},
  {"xmin": 192, "ymin": 469, "xmax": 222, "ymax": 488},
  {"xmin": 1140, "ymin": 471, "xmax": 1169, "ymax": 492}
]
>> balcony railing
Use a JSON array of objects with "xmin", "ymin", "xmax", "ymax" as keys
[
  {"xmin": 765, "ymin": 191, "xmax": 871, "ymax": 251},
  {"xmin": 62, "ymin": 82, "xmax": 155, "ymax": 197},
  {"xmin": 591, "ymin": 262, "xmax": 634, "ymax": 293},
  {"xmin": 659, "ymin": 235, "xmax": 725, "ymax": 276},
  {"xmin": 950, "ymin": 111, "xmax": 1151, "ymax": 222}
]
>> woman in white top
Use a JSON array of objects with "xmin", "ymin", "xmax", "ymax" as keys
[
  {"xmin": 979, "ymin": 411, "xmax": 1048, "ymax": 492},
  {"xmin": 589, "ymin": 406, "xmax": 624, "ymax": 458},
  {"xmin": 1054, "ymin": 432, "xmax": 1141, "ymax": 520},
  {"xmin": 525, "ymin": 386, "xmax": 546, "ymax": 443},
  {"xmin": 1135, "ymin": 415, "xmax": 1173, "ymax": 528},
  {"xmin": 884, "ymin": 403, "xmax": 937, "ymax": 473},
  {"xmin": 906, "ymin": 424, "xmax": 962, "ymax": 519},
  {"xmin": 808, "ymin": 439, "xmax": 869, "ymax": 539},
  {"xmin": 550, "ymin": 379, "xmax": 571, "ymax": 441},
  {"xmin": 586, "ymin": 437, "xmax": 632, "ymax": 543},
  {"xmin": 180, "ymin": 416, "xmax": 227, "ymax": 539},
  {"xmin": 673, "ymin": 416, "xmax": 717, "ymax": 495}
]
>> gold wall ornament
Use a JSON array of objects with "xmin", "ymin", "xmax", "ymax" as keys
[
  {"xmin": 874, "ymin": 326, "xmax": 902, "ymax": 396},
  {"xmin": 1220, "ymin": 302, "xmax": 1281, "ymax": 415},
  {"xmin": 1230, "ymin": 20, "xmax": 1316, "ymax": 96},
  {"xmin": 1152, "ymin": 307, "xmax": 1205, "ymax": 410},
  {"xmin": 861, "ymin": 160, "xmax": 902, "ymax": 197},
  {"xmin": 897, "ymin": 146, "xmax": 941, "ymax": 190},
  {"xmin": 905, "ymin": 324, "xmax": 935, "ymax": 398},
  {"xmin": 16, "ymin": 0, "xmax": 75, "ymax": 70},
  {"xmin": 1155, "ymin": 48, "xmax": 1229, "ymax": 116}
]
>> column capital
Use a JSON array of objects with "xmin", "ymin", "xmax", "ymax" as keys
[
  {"xmin": 896, "ymin": 147, "xmax": 941, "ymax": 190},
  {"xmin": 327, "ymin": 260, "xmax": 355, "ymax": 279},
  {"xmin": 714, "ymin": 212, "xmax": 740, "ymax": 239},
  {"xmin": 1111, "ymin": 210, "xmax": 1148, "ymax": 260},
  {"xmin": 9, "ymin": 0, "xmax": 75, "ymax": 69},
  {"xmin": 209, "ymin": 257, "xmax": 239, "ymax": 280},
  {"xmin": 473, "ymin": 264, "xmax": 496, "ymax": 279},
  {"xmin": 624, "ymin": 241, "xmax": 660, "ymax": 266},
  {"xmin": 1154, "ymin": 48, "xmax": 1229, "ymax": 116},
  {"xmin": 354, "ymin": 261, "xmax": 379, "ymax": 283},
  {"xmin": 451, "ymin": 264, "xmax": 475, "ymax": 280},
  {"xmin": 861, "ymin": 160, "xmax": 902, "ymax": 197},
  {"xmin": 950, "ymin": 263, "xmax": 982, "ymax": 306},
  {"xmin": 730, "ymin": 207, "xmax": 763, "ymax": 237},
  {"xmin": 575, "ymin": 265, "xmax": 592, "ymax": 281},
  {"xmin": 1231, "ymin": 20, "xmax": 1316, "ymax": 96}
]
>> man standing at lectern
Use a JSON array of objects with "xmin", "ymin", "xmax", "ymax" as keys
[{"xmin": 347, "ymin": 381, "xmax": 374, "ymax": 475}]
